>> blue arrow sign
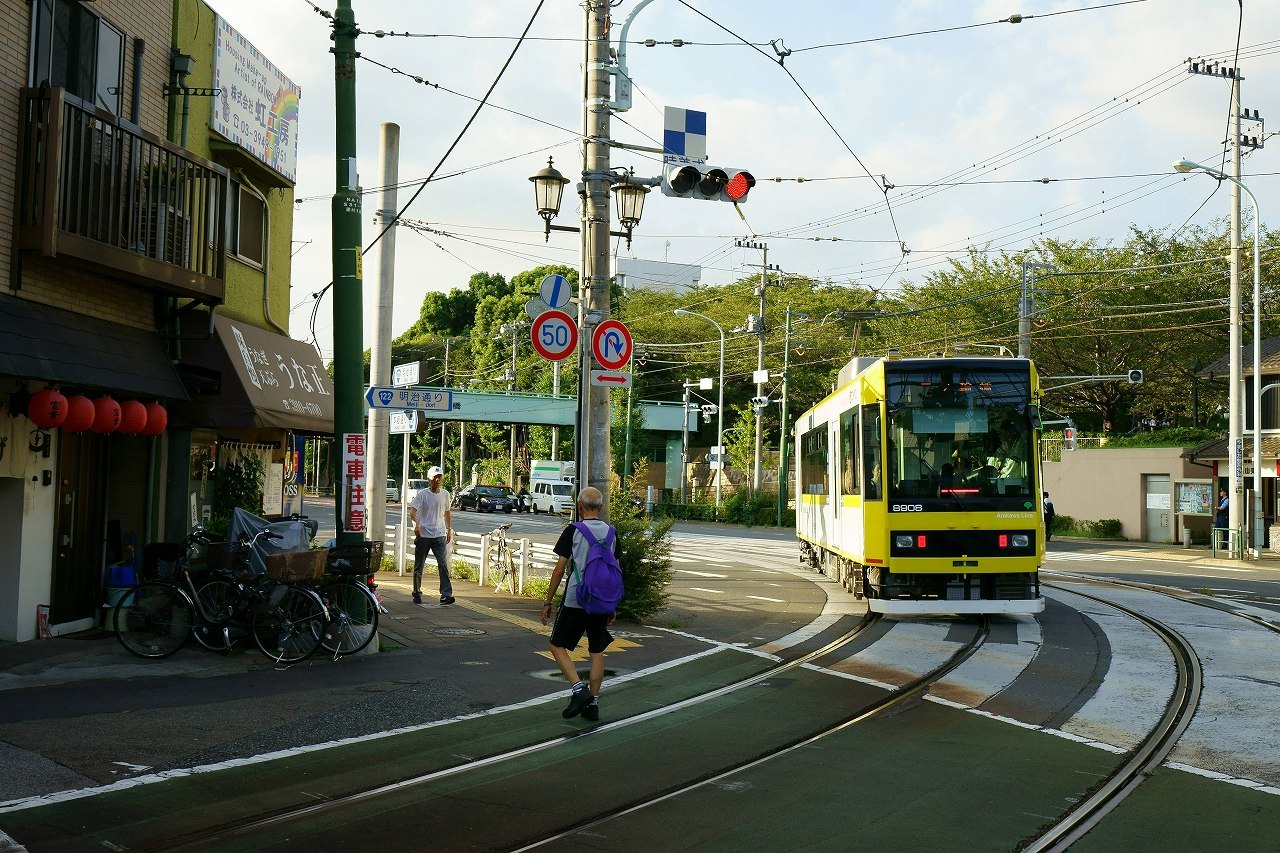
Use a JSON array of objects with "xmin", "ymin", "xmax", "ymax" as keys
[
  {"xmin": 366, "ymin": 386, "xmax": 453, "ymax": 412},
  {"xmin": 540, "ymin": 273, "xmax": 572, "ymax": 309}
]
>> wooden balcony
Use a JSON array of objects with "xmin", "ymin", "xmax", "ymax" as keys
[{"xmin": 16, "ymin": 87, "xmax": 228, "ymax": 303}]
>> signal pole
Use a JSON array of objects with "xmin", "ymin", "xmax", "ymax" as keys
[
  {"xmin": 737, "ymin": 239, "xmax": 779, "ymax": 493},
  {"xmin": 366, "ymin": 122, "xmax": 399, "ymax": 549},
  {"xmin": 330, "ymin": 0, "xmax": 364, "ymax": 547}
]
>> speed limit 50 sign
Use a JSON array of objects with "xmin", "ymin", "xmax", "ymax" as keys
[{"xmin": 531, "ymin": 310, "xmax": 578, "ymax": 361}]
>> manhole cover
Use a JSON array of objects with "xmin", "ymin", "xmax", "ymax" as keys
[{"xmin": 431, "ymin": 627, "xmax": 486, "ymax": 636}]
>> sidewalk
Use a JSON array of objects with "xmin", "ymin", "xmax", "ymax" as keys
[{"xmin": 1052, "ymin": 535, "xmax": 1280, "ymax": 569}]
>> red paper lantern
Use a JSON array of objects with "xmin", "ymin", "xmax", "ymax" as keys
[
  {"xmin": 62, "ymin": 395, "xmax": 95, "ymax": 432},
  {"xmin": 91, "ymin": 396, "xmax": 122, "ymax": 433},
  {"xmin": 28, "ymin": 388, "xmax": 68, "ymax": 428},
  {"xmin": 118, "ymin": 400, "xmax": 148, "ymax": 434},
  {"xmin": 139, "ymin": 402, "xmax": 168, "ymax": 436}
]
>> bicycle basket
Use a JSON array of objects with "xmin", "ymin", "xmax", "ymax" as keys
[
  {"xmin": 141, "ymin": 543, "xmax": 185, "ymax": 580},
  {"xmin": 200, "ymin": 541, "xmax": 237, "ymax": 573},
  {"xmin": 326, "ymin": 541, "xmax": 384, "ymax": 575},
  {"xmin": 264, "ymin": 549, "xmax": 329, "ymax": 583}
]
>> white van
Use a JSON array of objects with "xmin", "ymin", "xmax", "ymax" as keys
[{"xmin": 531, "ymin": 479, "xmax": 574, "ymax": 514}]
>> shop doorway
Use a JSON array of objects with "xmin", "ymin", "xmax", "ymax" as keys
[
  {"xmin": 1144, "ymin": 474, "xmax": 1172, "ymax": 544},
  {"xmin": 52, "ymin": 431, "xmax": 105, "ymax": 627}
]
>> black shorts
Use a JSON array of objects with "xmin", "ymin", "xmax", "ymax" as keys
[{"xmin": 550, "ymin": 605, "xmax": 613, "ymax": 654}]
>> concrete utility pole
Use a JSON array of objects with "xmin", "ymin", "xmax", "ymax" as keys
[
  {"xmin": 777, "ymin": 308, "xmax": 799, "ymax": 526},
  {"xmin": 366, "ymin": 122, "xmax": 399, "ymax": 548},
  {"xmin": 1018, "ymin": 261, "xmax": 1056, "ymax": 359},
  {"xmin": 501, "ymin": 321, "xmax": 524, "ymax": 487},
  {"xmin": 330, "ymin": 0, "xmax": 364, "ymax": 547},
  {"xmin": 737, "ymin": 239, "xmax": 777, "ymax": 493},
  {"xmin": 1188, "ymin": 58, "xmax": 1246, "ymax": 542},
  {"xmin": 440, "ymin": 336, "xmax": 452, "ymax": 469},
  {"xmin": 580, "ymin": 0, "xmax": 613, "ymax": 516}
]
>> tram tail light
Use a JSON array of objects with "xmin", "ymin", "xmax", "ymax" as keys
[
  {"xmin": 917, "ymin": 535, "xmax": 928, "ymax": 549},
  {"xmin": 998, "ymin": 534, "xmax": 1009, "ymax": 548}
]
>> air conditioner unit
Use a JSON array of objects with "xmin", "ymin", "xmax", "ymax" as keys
[{"xmin": 140, "ymin": 203, "xmax": 191, "ymax": 266}]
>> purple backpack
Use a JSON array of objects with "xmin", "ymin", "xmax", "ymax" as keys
[{"xmin": 571, "ymin": 522, "xmax": 624, "ymax": 615}]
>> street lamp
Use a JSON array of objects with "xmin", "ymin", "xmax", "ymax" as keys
[
  {"xmin": 528, "ymin": 160, "xmax": 651, "ymax": 249},
  {"xmin": 674, "ymin": 309, "xmax": 726, "ymax": 507},
  {"xmin": 529, "ymin": 158, "xmax": 570, "ymax": 242},
  {"xmin": 955, "ymin": 341, "xmax": 1014, "ymax": 357},
  {"xmin": 1174, "ymin": 158, "xmax": 1263, "ymax": 555}
]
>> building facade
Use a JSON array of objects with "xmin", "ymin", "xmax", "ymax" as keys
[{"xmin": 0, "ymin": 0, "xmax": 329, "ymax": 643}]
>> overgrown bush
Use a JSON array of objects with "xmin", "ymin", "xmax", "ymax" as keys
[
  {"xmin": 609, "ymin": 462, "xmax": 674, "ymax": 620},
  {"xmin": 1055, "ymin": 515, "xmax": 1124, "ymax": 539},
  {"xmin": 723, "ymin": 490, "xmax": 792, "ymax": 527},
  {"xmin": 1104, "ymin": 427, "xmax": 1219, "ymax": 448},
  {"xmin": 207, "ymin": 454, "xmax": 265, "ymax": 538},
  {"xmin": 1085, "ymin": 518, "xmax": 1123, "ymax": 538}
]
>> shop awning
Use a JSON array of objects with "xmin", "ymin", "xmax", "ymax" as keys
[
  {"xmin": 0, "ymin": 293, "xmax": 188, "ymax": 399},
  {"xmin": 176, "ymin": 315, "xmax": 334, "ymax": 434}
]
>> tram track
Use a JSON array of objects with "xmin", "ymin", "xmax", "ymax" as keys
[
  {"xmin": 509, "ymin": 615, "xmax": 991, "ymax": 851},
  {"xmin": 153, "ymin": 612, "xmax": 886, "ymax": 850},
  {"xmin": 1022, "ymin": 582, "xmax": 1204, "ymax": 852}
]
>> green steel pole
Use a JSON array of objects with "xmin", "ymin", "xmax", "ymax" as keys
[
  {"xmin": 777, "ymin": 308, "xmax": 792, "ymax": 527},
  {"xmin": 331, "ymin": 0, "xmax": 364, "ymax": 546}
]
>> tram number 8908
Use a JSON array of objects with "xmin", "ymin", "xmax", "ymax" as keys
[{"xmin": 891, "ymin": 504, "xmax": 924, "ymax": 512}]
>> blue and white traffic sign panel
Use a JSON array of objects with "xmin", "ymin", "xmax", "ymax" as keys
[
  {"xmin": 389, "ymin": 410, "xmax": 418, "ymax": 434},
  {"xmin": 366, "ymin": 386, "xmax": 453, "ymax": 412},
  {"xmin": 591, "ymin": 319, "xmax": 633, "ymax": 371},
  {"xmin": 663, "ymin": 106, "xmax": 707, "ymax": 162},
  {"xmin": 539, "ymin": 273, "xmax": 572, "ymax": 309},
  {"xmin": 531, "ymin": 310, "xmax": 578, "ymax": 361}
]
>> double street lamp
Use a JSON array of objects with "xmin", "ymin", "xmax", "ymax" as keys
[
  {"xmin": 674, "ymin": 309, "xmax": 726, "ymax": 506},
  {"xmin": 1174, "ymin": 158, "xmax": 1263, "ymax": 555},
  {"xmin": 529, "ymin": 158, "xmax": 651, "ymax": 248}
]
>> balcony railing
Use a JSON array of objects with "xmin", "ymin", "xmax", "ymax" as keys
[{"xmin": 17, "ymin": 87, "xmax": 228, "ymax": 302}]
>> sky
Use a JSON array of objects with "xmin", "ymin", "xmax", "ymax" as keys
[{"xmin": 204, "ymin": 0, "xmax": 1280, "ymax": 362}]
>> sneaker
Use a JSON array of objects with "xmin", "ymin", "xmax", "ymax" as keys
[
  {"xmin": 440, "ymin": 596, "xmax": 456, "ymax": 606},
  {"xmin": 582, "ymin": 700, "xmax": 599, "ymax": 722},
  {"xmin": 412, "ymin": 592, "xmax": 422, "ymax": 605},
  {"xmin": 562, "ymin": 686, "xmax": 592, "ymax": 719}
]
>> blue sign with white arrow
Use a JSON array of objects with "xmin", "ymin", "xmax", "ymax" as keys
[
  {"xmin": 539, "ymin": 273, "xmax": 572, "ymax": 309},
  {"xmin": 365, "ymin": 386, "xmax": 453, "ymax": 412}
]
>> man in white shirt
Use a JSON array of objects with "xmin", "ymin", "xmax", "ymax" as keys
[{"xmin": 407, "ymin": 466, "xmax": 454, "ymax": 605}]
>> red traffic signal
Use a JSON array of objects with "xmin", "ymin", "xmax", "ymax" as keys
[
  {"xmin": 662, "ymin": 163, "xmax": 754, "ymax": 203},
  {"xmin": 1063, "ymin": 427, "xmax": 1077, "ymax": 451}
]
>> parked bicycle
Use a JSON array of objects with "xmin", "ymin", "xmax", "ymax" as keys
[
  {"xmin": 112, "ymin": 526, "xmax": 330, "ymax": 664},
  {"xmin": 488, "ymin": 523, "xmax": 518, "ymax": 593},
  {"xmin": 311, "ymin": 542, "xmax": 384, "ymax": 658}
]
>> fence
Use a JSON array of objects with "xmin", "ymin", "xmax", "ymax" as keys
[{"xmin": 381, "ymin": 524, "xmax": 560, "ymax": 596}]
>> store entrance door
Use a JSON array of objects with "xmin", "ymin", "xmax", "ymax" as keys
[{"xmin": 52, "ymin": 432, "xmax": 105, "ymax": 626}]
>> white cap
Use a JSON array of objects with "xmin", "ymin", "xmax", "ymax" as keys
[{"xmin": 427, "ymin": 466, "xmax": 444, "ymax": 479}]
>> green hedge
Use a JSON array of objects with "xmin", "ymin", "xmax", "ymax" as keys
[
  {"xmin": 1053, "ymin": 514, "xmax": 1124, "ymax": 539},
  {"xmin": 654, "ymin": 492, "xmax": 796, "ymax": 527}
]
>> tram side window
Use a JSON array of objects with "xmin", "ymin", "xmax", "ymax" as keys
[
  {"xmin": 800, "ymin": 425, "xmax": 829, "ymax": 495},
  {"xmin": 839, "ymin": 408, "xmax": 859, "ymax": 495},
  {"xmin": 862, "ymin": 405, "xmax": 882, "ymax": 500}
]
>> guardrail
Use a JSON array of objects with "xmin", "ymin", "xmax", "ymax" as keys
[{"xmin": 382, "ymin": 524, "xmax": 560, "ymax": 595}]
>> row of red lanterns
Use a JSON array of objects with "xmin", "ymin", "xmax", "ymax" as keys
[{"xmin": 27, "ymin": 389, "xmax": 167, "ymax": 436}]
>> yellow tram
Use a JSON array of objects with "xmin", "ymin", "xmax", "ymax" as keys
[{"xmin": 795, "ymin": 355, "xmax": 1046, "ymax": 614}]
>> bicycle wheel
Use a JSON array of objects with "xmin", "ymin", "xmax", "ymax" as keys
[
  {"xmin": 320, "ymin": 580, "xmax": 379, "ymax": 656},
  {"xmin": 113, "ymin": 582, "xmax": 193, "ymax": 659},
  {"xmin": 192, "ymin": 578, "xmax": 239, "ymax": 652},
  {"xmin": 252, "ymin": 585, "xmax": 327, "ymax": 664}
]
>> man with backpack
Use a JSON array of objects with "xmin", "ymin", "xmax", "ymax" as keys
[{"xmin": 540, "ymin": 486, "xmax": 623, "ymax": 722}]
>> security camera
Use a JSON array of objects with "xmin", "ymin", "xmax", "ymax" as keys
[{"xmin": 1128, "ymin": 369, "xmax": 1144, "ymax": 384}]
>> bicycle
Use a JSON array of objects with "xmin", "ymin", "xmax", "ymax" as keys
[
  {"xmin": 488, "ymin": 523, "xmax": 518, "ymax": 593},
  {"xmin": 113, "ymin": 526, "xmax": 330, "ymax": 664},
  {"xmin": 312, "ymin": 541, "xmax": 384, "ymax": 658}
]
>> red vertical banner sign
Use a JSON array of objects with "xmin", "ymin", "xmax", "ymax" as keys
[{"xmin": 342, "ymin": 432, "xmax": 367, "ymax": 533}]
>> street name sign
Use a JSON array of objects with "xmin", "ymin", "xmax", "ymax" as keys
[
  {"xmin": 366, "ymin": 386, "xmax": 453, "ymax": 412},
  {"xmin": 389, "ymin": 410, "xmax": 418, "ymax": 434}
]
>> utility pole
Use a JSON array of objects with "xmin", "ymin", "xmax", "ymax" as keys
[
  {"xmin": 680, "ymin": 379, "xmax": 692, "ymax": 504},
  {"xmin": 777, "ymin": 308, "xmax": 801, "ymax": 526},
  {"xmin": 737, "ymin": 239, "xmax": 779, "ymax": 493},
  {"xmin": 440, "ymin": 335, "xmax": 451, "ymax": 470},
  {"xmin": 330, "ymin": 0, "xmax": 364, "ymax": 547},
  {"xmin": 366, "ymin": 122, "xmax": 399, "ymax": 549},
  {"xmin": 1018, "ymin": 261, "xmax": 1056, "ymax": 358},
  {"xmin": 501, "ymin": 321, "xmax": 525, "ymax": 487},
  {"xmin": 580, "ymin": 0, "xmax": 614, "ymax": 516},
  {"xmin": 1188, "ymin": 57, "xmax": 1248, "ymax": 543}
]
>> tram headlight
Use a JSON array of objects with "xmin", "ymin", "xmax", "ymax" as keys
[
  {"xmin": 894, "ymin": 535, "xmax": 915, "ymax": 549},
  {"xmin": 1011, "ymin": 534, "xmax": 1030, "ymax": 548}
]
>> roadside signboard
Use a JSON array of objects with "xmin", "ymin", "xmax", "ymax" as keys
[
  {"xmin": 591, "ymin": 319, "xmax": 633, "ymax": 371},
  {"xmin": 391, "ymin": 361, "xmax": 420, "ymax": 387},
  {"xmin": 531, "ymin": 310, "xmax": 578, "ymax": 361},
  {"xmin": 590, "ymin": 370, "xmax": 632, "ymax": 388},
  {"xmin": 389, "ymin": 410, "xmax": 418, "ymax": 434},
  {"xmin": 366, "ymin": 386, "xmax": 452, "ymax": 411}
]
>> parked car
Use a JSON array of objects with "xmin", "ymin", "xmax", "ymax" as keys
[
  {"xmin": 404, "ymin": 478, "xmax": 431, "ymax": 505},
  {"xmin": 454, "ymin": 484, "xmax": 517, "ymax": 513},
  {"xmin": 531, "ymin": 479, "xmax": 575, "ymax": 514},
  {"xmin": 386, "ymin": 478, "xmax": 400, "ymax": 503}
]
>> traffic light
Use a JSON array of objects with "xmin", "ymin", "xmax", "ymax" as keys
[
  {"xmin": 751, "ymin": 395, "xmax": 770, "ymax": 412},
  {"xmin": 1128, "ymin": 369, "xmax": 1144, "ymax": 384},
  {"xmin": 1063, "ymin": 427, "xmax": 1077, "ymax": 451},
  {"xmin": 661, "ymin": 163, "xmax": 755, "ymax": 203}
]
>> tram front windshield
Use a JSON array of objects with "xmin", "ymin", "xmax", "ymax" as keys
[{"xmin": 885, "ymin": 363, "xmax": 1036, "ymax": 509}]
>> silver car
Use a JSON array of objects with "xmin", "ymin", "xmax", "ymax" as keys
[{"xmin": 386, "ymin": 478, "xmax": 400, "ymax": 503}]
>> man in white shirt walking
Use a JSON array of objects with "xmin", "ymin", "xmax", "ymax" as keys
[{"xmin": 408, "ymin": 466, "xmax": 454, "ymax": 605}]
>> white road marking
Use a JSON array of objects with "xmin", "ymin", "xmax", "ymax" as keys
[
  {"xmin": 749, "ymin": 568, "xmax": 785, "ymax": 574},
  {"xmin": 675, "ymin": 569, "xmax": 729, "ymax": 578},
  {"xmin": 688, "ymin": 587, "xmax": 724, "ymax": 595},
  {"xmin": 745, "ymin": 595, "xmax": 785, "ymax": 603}
]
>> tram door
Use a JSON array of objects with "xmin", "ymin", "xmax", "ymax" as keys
[{"xmin": 1143, "ymin": 474, "xmax": 1171, "ymax": 544}]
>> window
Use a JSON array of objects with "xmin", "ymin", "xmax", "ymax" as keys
[
  {"xmin": 229, "ymin": 182, "xmax": 266, "ymax": 266},
  {"xmin": 30, "ymin": 0, "xmax": 124, "ymax": 115},
  {"xmin": 800, "ymin": 424, "xmax": 829, "ymax": 496},
  {"xmin": 862, "ymin": 405, "xmax": 882, "ymax": 501},
  {"xmin": 839, "ymin": 407, "xmax": 859, "ymax": 496}
]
